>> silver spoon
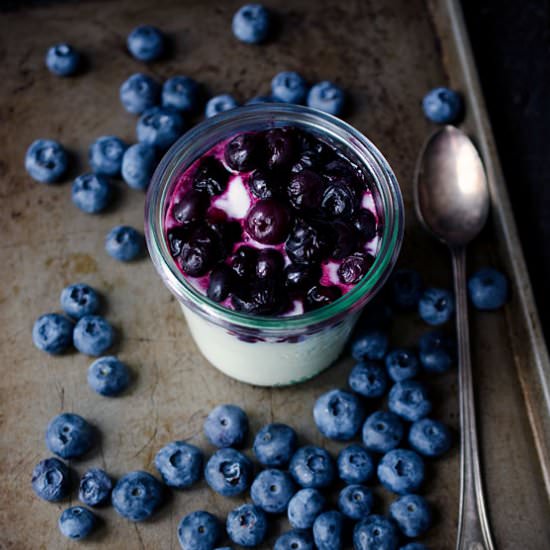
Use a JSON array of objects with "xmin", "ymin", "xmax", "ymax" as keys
[{"xmin": 415, "ymin": 125, "xmax": 495, "ymax": 550}]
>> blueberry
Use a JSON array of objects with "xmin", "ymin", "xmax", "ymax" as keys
[
  {"xmin": 338, "ymin": 253, "xmax": 373, "ymax": 285},
  {"xmin": 58, "ymin": 506, "xmax": 96, "ymax": 540},
  {"xmin": 289, "ymin": 446, "xmax": 335, "ymax": 489},
  {"xmin": 328, "ymin": 221, "xmax": 358, "ymax": 260},
  {"xmin": 313, "ymin": 389, "xmax": 365, "ymax": 441},
  {"xmin": 351, "ymin": 329, "xmax": 389, "ymax": 361},
  {"xmin": 162, "ymin": 76, "xmax": 201, "ymax": 112},
  {"xmin": 25, "ymin": 139, "xmax": 69, "ymax": 183},
  {"xmin": 227, "ymin": 503, "xmax": 268, "ymax": 547},
  {"xmin": 204, "ymin": 448, "xmax": 252, "ymax": 497},
  {"xmin": 400, "ymin": 544, "xmax": 429, "ymax": 550},
  {"xmin": 224, "ymin": 133, "xmax": 264, "ymax": 172},
  {"xmin": 120, "ymin": 73, "xmax": 161, "ymax": 114},
  {"xmin": 232, "ymin": 4, "xmax": 271, "ymax": 44},
  {"xmin": 121, "ymin": 143, "xmax": 157, "ymax": 190},
  {"xmin": 409, "ymin": 418, "xmax": 452, "ymax": 457},
  {"xmin": 111, "ymin": 471, "xmax": 164, "ymax": 521},
  {"xmin": 337, "ymin": 444, "xmax": 375, "ymax": 484},
  {"xmin": 73, "ymin": 315, "xmax": 114, "ymax": 356},
  {"xmin": 72, "ymin": 173, "xmax": 113, "ymax": 213},
  {"xmin": 193, "ymin": 156, "xmax": 230, "ymax": 196},
  {"xmin": 348, "ymin": 361, "xmax": 388, "ymax": 399},
  {"xmin": 362, "ymin": 410, "xmax": 405, "ymax": 454},
  {"xmin": 178, "ymin": 225, "xmax": 220, "ymax": 277},
  {"xmin": 105, "ymin": 225, "xmax": 144, "ymax": 261},
  {"xmin": 418, "ymin": 329, "xmax": 455, "ymax": 373},
  {"xmin": 89, "ymin": 136, "xmax": 127, "ymax": 176},
  {"xmin": 249, "ymin": 169, "xmax": 280, "ymax": 199},
  {"xmin": 285, "ymin": 219, "xmax": 327, "ymax": 265},
  {"xmin": 204, "ymin": 404, "xmax": 249, "ymax": 448},
  {"xmin": 287, "ymin": 488, "xmax": 326, "ymax": 529},
  {"xmin": 287, "ymin": 170, "xmax": 325, "ymax": 212},
  {"xmin": 418, "ymin": 287, "xmax": 455, "ymax": 325},
  {"xmin": 468, "ymin": 267, "xmax": 509, "ymax": 310},
  {"xmin": 177, "ymin": 510, "xmax": 221, "ymax": 550},
  {"xmin": 353, "ymin": 209, "xmax": 377, "ymax": 242},
  {"xmin": 256, "ymin": 248, "xmax": 284, "ymax": 280},
  {"xmin": 79, "ymin": 468, "xmax": 113, "ymax": 506},
  {"xmin": 154, "ymin": 441, "xmax": 203, "ymax": 489},
  {"xmin": 45, "ymin": 43, "xmax": 80, "ymax": 76},
  {"xmin": 307, "ymin": 81, "xmax": 345, "ymax": 116},
  {"xmin": 422, "ymin": 87, "xmax": 463, "ymax": 124},
  {"xmin": 377, "ymin": 449, "xmax": 425, "ymax": 495},
  {"xmin": 173, "ymin": 190, "xmax": 209, "ymax": 224},
  {"xmin": 284, "ymin": 263, "xmax": 321, "ymax": 292},
  {"xmin": 245, "ymin": 199, "xmax": 291, "ymax": 244},
  {"xmin": 137, "ymin": 106, "xmax": 185, "ymax": 150},
  {"xmin": 32, "ymin": 313, "xmax": 73, "ymax": 354},
  {"xmin": 353, "ymin": 515, "xmax": 400, "ymax": 550},
  {"xmin": 385, "ymin": 348, "xmax": 420, "ymax": 383},
  {"xmin": 207, "ymin": 265, "xmax": 235, "ymax": 303},
  {"xmin": 312, "ymin": 510, "xmax": 344, "ymax": 550},
  {"xmin": 338, "ymin": 484, "xmax": 374, "ymax": 520},
  {"xmin": 390, "ymin": 494, "xmax": 432, "ymax": 537},
  {"xmin": 271, "ymin": 71, "xmax": 308, "ymax": 104},
  {"xmin": 321, "ymin": 183, "xmax": 357, "ymax": 219},
  {"xmin": 388, "ymin": 380, "xmax": 432, "ymax": 422},
  {"xmin": 31, "ymin": 457, "xmax": 71, "ymax": 501},
  {"xmin": 232, "ymin": 245, "xmax": 259, "ymax": 280},
  {"xmin": 389, "ymin": 269, "xmax": 423, "ymax": 310},
  {"xmin": 305, "ymin": 285, "xmax": 342, "ymax": 311},
  {"xmin": 251, "ymin": 469, "xmax": 296, "ymax": 514},
  {"xmin": 253, "ymin": 423, "xmax": 297, "ymax": 467},
  {"xmin": 127, "ymin": 25, "xmax": 165, "ymax": 61},
  {"xmin": 205, "ymin": 94, "xmax": 239, "ymax": 118},
  {"xmin": 45, "ymin": 413, "xmax": 95, "ymax": 459},
  {"xmin": 265, "ymin": 128, "xmax": 298, "ymax": 171},
  {"xmin": 274, "ymin": 529, "xmax": 314, "ymax": 550},
  {"xmin": 87, "ymin": 356, "xmax": 130, "ymax": 396}
]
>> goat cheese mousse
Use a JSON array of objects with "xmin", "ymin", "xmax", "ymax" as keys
[{"xmin": 146, "ymin": 105, "xmax": 403, "ymax": 386}]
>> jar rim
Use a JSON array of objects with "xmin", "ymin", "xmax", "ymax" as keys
[{"xmin": 145, "ymin": 104, "xmax": 404, "ymax": 334}]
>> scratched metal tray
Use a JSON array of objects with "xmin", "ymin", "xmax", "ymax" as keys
[{"xmin": 1, "ymin": 0, "xmax": 549, "ymax": 548}]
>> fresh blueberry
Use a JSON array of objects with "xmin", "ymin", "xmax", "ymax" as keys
[
  {"xmin": 232, "ymin": 4, "xmax": 271, "ymax": 44},
  {"xmin": 225, "ymin": 132, "xmax": 264, "ymax": 172},
  {"xmin": 338, "ymin": 484, "xmax": 374, "ymax": 520},
  {"xmin": 246, "ymin": 95, "xmax": 281, "ymax": 104},
  {"xmin": 32, "ymin": 313, "xmax": 73, "ymax": 354},
  {"xmin": 177, "ymin": 510, "xmax": 221, "ymax": 550},
  {"xmin": 422, "ymin": 87, "xmax": 463, "ymax": 124},
  {"xmin": 312, "ymin": 510, "xmax": 344, "ymax": 550},
  {"xmin": 385, "ymin": 348, "xmax": 420, "ymax": 383},
  {"xmin": 87, "ymin": 356, "xmax": 130, "ymax": 396},
  {"xmin": 73, "ymin": 315, "xmax": 114, "ymax": 356},
  {"xmin": 390, "ymin": 494, "xmax": 432, "ymax": 537},
  {"xmin": 409, "ymin": 418, "xmax": 452, "ymax": 457},
  {"xmin": 58, "ymin": 506, "xmax": 96, "ymax": 540},
  {"xmin": 251, "ymin": 469, "xmax": 296, "ymax": 514},
  {"xmin": 362, "ymin": 410, "xmax": 405, "ymax": 454},
  {"xmin": 271, "ymin": 71, "xmax": 308, "ymax": 104},
  {"xmin": 72, "ymin": 173, "xmax": 112, "ymax": 213},
  {"xmin": 137, "ymin": 106, "xmax": 185, "ymax": 150},
  {"xmin": 353, "ymin": 515, "xmax": 400, "ymax": 550},
  {"xmin": 388, "ymin": 380, "xmax": 432, "ymax": 422},
  {"xmin": 127, "ymin": 25, "xmax": 165, "ymax": 61},
  {"xmin": 348, "ymin": 361, "xmax": 388, "ymax": 399},
  {"xmin": 31, "ymin": 457, "xmax": 71, "ymax": 501},
  {"xmin": 253, "ymin": 423, "xmax": 297, "ymax": 467},
  {"xmin": 468, "ymin": 267, "xmax": 509, "ymax": 310},
  {"xmin": 418, "ymin": 329, "xmax": 455, "ymax": 373},
  {"xmin": 61, "ymin": 284, "xmax": 100, "ymax": 320},
  {"xmin": 245, "ymin": 199, "xmax": 291, "ymax": 244},
  {"xmin": 121, "ymin": 143, "xmax": 157, "ymax": 190},
  {"xmin": 205, "ymin": 94, "xmax": 239, "ymax": 118},
  {"xmin": 289, "ymin": 446, "xmax": 335, "ymax": 489},
  {"xmin": 226, "ymin": 504, "xmax": 268, "ymax": 547},
  {"xmin": 389, "ymin": 268, "xmax": 423, "ymax": 310},
  {"xmin": 274, "ymin": 529, "xmax": 314, "ymax": 550},
  {"xmin": 25, "ymin": 139, "xmax": 69, "ymax": 183},
  {"xmin": 313, "ymin": 389, "xmax": 365, "ymax": 441},
  {"xmin": 307, "ymin": 81, "xmax": 345, "ymax": 116},
  {"xmin": 162, "ymin": 76, "xmax": 201, "ymax": 112},
  {"xmin": 351, "ymin": 329, "xmax": 389, "ymax": 361},
  {"xmin": 204, "ymin": 404, "xmax": 249, "ymax": 448},
  {"xmin": 378, "ymin": 449, "xmax": 425, "ymax": 495},
  {"xmin": 79, "ymin": 468, "xmax": 113, "ymax": 506},
  {"xmin": 418, "ymin": 287, "xmax": 455, "ymax": 325},
  {"xmin": 105, "ymin": 225, "xmax": 145, "ymax": 261},
  {"xmin": 154, "ymin": 441, "xmax": 203, "ymax": 489},
  {"xmin": 89, "ymin": 135, "xmax": 127, "ymax": 177},
  {"xmin": 337, "ymin": 444, "xmax": 375, "ymax": 484},
  {"xmin": 400, "ymin": 544, "xmax": 429, "ymax": 550},
  {"xmin": 204, "ymin": 448, "xmax": 252, "ymax": 497},
  {"xmin": 45, "ymin": 43, "xmax": 80, "ymax": 76},
  {"xmin": 111, "ymin": 471, "xmax": 164, "ymax": 521},
  {"xmin": 287, "ymin": 488, "xmax": 326, "ymax": 529},
  {"xmin": 120, "ymin": 73, "xmax": 160, "ymax": 114},
  {"xmin": 45, "ymin": 412, "xmax": 95, "ymax": 459}
]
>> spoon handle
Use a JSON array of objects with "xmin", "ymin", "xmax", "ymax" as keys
[{"xmin": 452, "ymin": 247, "xmax": 495, "ymax": 550}]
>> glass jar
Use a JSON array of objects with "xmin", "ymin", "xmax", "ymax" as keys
[{"xmin": 145, "ymin": 104, "xmax": 404, "ymax": 386}]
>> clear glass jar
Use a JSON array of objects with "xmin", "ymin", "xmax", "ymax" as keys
[{"xmin": 145, "ymin": 104, "xmax": 404, "ymax": 386}]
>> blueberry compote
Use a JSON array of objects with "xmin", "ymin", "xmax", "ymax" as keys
[{"xmin": 164, "ymin": 127, "xmax": 380, "ymax": 316}]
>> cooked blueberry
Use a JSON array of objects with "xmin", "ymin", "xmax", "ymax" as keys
[
  {"xmin": 73, "ymin": 315, "xmax": 114, "ymax": 356},
  {"xmin": 46, "ymin": 413, "xmax": 95, "ymax": 459},
  {"xmin": 288, "ymin": 488, "xmax": 326, "ymax": 529},
  {"xmin": 253, "ymin": 423, "xmax": 297, "ymax": 467},
  {"xmin": 32, "ymin": 313, "xmax": 73, "ymax": 354},
  {"xmin": 286, "ymin": 219, "xmax": 328, "ymax": 264},
  {"xmin": 111, "ymin": 471, "xmax": 164, "ymax": 521},
  {"xmin": 312, "ymin": 511, "xmax": 344, "ymax": 550},
  {"xmin": 390, "ymin": 494, "xmax": 432, "ymax": 538},
  {"xmin": 204, "ymin": 404, "xmax": 249, "ymax": 448},
  {"xmin": 321, "ymin": 183, "xmax": 356, "ymax": 218},
  {"xmin": 353, "ymin": 209, "xmax": 377, "ymax": 241},
  {"xmin": 45, "ymin": 43, "xmax": 80, "ymax": 76},
  {"xmin": 173, "ymin": 190, "xmax": 209, "ymax": 225},
  {"xmin": 155, "ymin": 441, "xmax": 203, "ymax": 489},
  {"xmin": 265, "ymin": 128, "xmax": 298, "ymax": 171},
  {"xmin": 208, "ymin": 265, "xmax": 235, "ymax": 302},
  {"xmin": 348, "ymin": 361, "xmax": 388, "ymax": 398},
  {"xmin": 351, "ymin": 329, "xmax": 389, "ymax": 361},
  {"xmin": 353, "ymin": 515, "xmax": 399, "ymax": 550},
  {"xmin": 377, "ymin": 448, "xmax": 425, "ymax": 494},
  {"xmin": 337, "ymin": 444, "xmax": 375, "ymax": 484},
  {"xmin": 162, "ymin": 76, "xmax": 201, "ymax": 113},
  {"xmin": 205, "ymin": 448, "xmax": 252, "ymax": 497},
  {"xmin": 271, "ymin": 71, "xmax": 308, "ymax": 104},
  {"xmin": 329, "ymin": 222, "xmax": 358, "ymax": 260},
  {"xmin": 418, "ymin": 287, "xmax": 455, "ymax": 325},
  {"xmin": 167, "ymin": 227, "xmax": 190, "ymax": 257},
  {"xmin": 72, "ymin": 173, "xmax": 112, "ymax": 213},
  {"xmin": 389, "ymin": 268, "xmax": 423, "ymax": 309},
  {"xmin": 284, "ymin": 263, "xmax": 321, "ymax": 291},
  {"xmin": 179, "ymin": 225, "xmax": 219, "ymax": 276},
  {"xmin": 105, "ymin": 225, "xmax": 144, "ymax": 262},
  {"xmin": 226, "ymin": 504, "xmax": 268, "ymax": 547},
  {"xmin": 287, "ymin": 170, "xmax": 325, "ymax": 212},
  {"xmin": 338, "ymin": 253, "xmax": 373, "ymax": 284},
  {"xmin": 177, "ymin": 510, "xmax": 221, "ymax": 550},
  {"xmin": 251, "ymin": 469, "xmax": 296, "ymax": 514},
  {"xmin": 210, "ymin": 220, "xmax": 242, "ymax": 256},
  {"xmin": 231, "ymin": 245, "xmax": 258, "ymax": 280},
  {"xmin": 385, "ymin": 348, "xmax": 420, "ymax": 382},
  {"xmin": 137, "ymin": 106, "xmax": 184, "ymax": 150},
  {"xmin": 127, "ymin": 25, "xmax": 165, "ymax": 61},
  {"xmin": 362, "ymin": 410, "xmax": 405, "ymax": 454},
  {"xmin": 192, "ymin": 156, "xmax": 230, "ymax": 196},
  {"xmin": 225, "ymin": 133, "xmax": 264, "ymax": 171},
  {"xmin": 79, "ymin": 468, "xmax": 113, "ymax": 506},
  {"xmin": 121, "ymin": 143, "xmax": 157, "ymax": 190},
  {"xmin": 87, "ymin": 356, "xmax": 130, "ymax": 396},
  {"xmin": 256, "ymin": 248, "xmax": 284, "ymax": 279},
  {"xmin": 249, "ymin": 169, "xmax": 279, "ymax": 199},
  {"xmin": 120, "ymin": 73, "xmax": 160, "ymax": 114},
  {"xmin": 205, "ymin": 94, "xmax": 239, "ymax": 118},
  {"xmin": 289, "ymin": 446, "xmax": 335, "ymax": 489},
  {"xmin": 422, "ymin": 87, "xmax": 463, "ymax": 124},
  {"xmin": 58, "ymin": 506, "xmax": 96, "ymax": 540},
  {"xmin": 313, "ymin": 389, "xmax": 365, "ymax": 441},
  {"xmin": 25, "ymin": 139, "xmax": 69, "ymax": 183},
  {"xmin": 233, "ymin": 280, "xmax": 286, "ymax": 315},
  {"xmin": 89, "ymin": 136, "xmax": 127, "ymax": 176},
  {"xmin": 468, "ymin": 267, "xmax": 509, "ymax": 310},
  {"xmin": 409, "ymin": 418, "xmax": 452, "ymax": 457},
  {"xmin": 274, "ymin": 529, "xmax": 314, "ymax": 550},
  {"xmin": 388, "ymin": 380, "xmax": 432, "ymax": 422},
  {"xmin": 418, "ymin": 329, "xmax": 455, "ymax": 373},
  {"xmin": 246, "ymin": 199, "xmax": 290, "ymax": 244},
  {"xmin": 305, "ymin": 285, "xmax": 342, "ymax": 311},
  {"xmin": 32, "ymin": 458, "xmax": 71, "ymax": 501},
  {"xmin": 232, "ymin": 3, "xmax": 271, "ymax": 44},
  {"xmin": 307, "ymin": 81, "xmax": 345, "ymax": 116},
  {"xmin": 338, "ymin": 484, "xmax": 374, "ymax": 520}
]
